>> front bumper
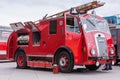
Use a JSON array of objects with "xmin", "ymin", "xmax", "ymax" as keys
[
  {"xmin": 88, "ymin": 56, "xmax": 116, "ymax": 60},
  {"xmin": 83, "ymin": 56, "xmax": 116, "ymax": 65}
]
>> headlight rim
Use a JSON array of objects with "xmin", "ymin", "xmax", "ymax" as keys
[
  {"xmin": 110, "ymin": 48, "xmax": 114, "ymax": 55},
  {"xmin": 91, "ymin": 48, "xmax": 96, "ymax": 56}
]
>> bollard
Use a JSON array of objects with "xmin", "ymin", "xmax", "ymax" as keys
[{"xmin": 53, "ymin": 64, "xmax": 59, "ymax": 74}]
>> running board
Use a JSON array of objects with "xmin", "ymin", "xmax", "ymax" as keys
[{"xmin": 27, "ymin": 61, "xmax": 53, "ymax": 68}]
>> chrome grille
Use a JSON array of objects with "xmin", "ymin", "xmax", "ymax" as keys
[{"xmin": 96, "ymin": 37, "xmax": 108, "ymax": 57}]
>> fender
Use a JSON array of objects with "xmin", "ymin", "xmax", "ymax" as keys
[
  {"xmin": 54, "ymin": 46, "xmax": 74, "ymax": 64},
  {"xmin": 14, "ymin": 47, "xmax": 26, "ymax": 61}
]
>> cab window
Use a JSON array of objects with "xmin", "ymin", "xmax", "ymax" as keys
[
  {"xmin": 33, "ymin": 31, "xmax": 40, "ymax": 45},
  {"xmin": 66, "ymin": 16, "xmax": 80, "ymax": 33},
  {"xmin": 49, "ymin": 20, "xmax": 57, "ymax": 34}
]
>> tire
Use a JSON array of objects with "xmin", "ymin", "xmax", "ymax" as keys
[
  {"xmin": 85, "ymin": 65, "xmax": 100, "ymax": 71},
  {"xmin": 56, "ymin": 51, "xmax": 74, "ymax": 73},
  {"xmin": 15, "ymin": 50, "xmax": 27, "ymax": 69}
]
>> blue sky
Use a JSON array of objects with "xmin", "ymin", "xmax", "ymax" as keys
[{"xmin": 0, "ymin": 0, "xmax": 120, "ymax": 26}]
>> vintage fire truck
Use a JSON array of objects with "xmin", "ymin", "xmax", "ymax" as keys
[
  {"xmin": 0, "ymin": 26, "xmax": 12, "ymax": 60},
  {"xmin": 7, "ymin": 1, "xmax": 115, "ymax": 73}
]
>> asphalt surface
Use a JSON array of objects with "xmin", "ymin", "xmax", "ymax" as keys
[{"xmin": 0, "ymin": 61, "xmax": 120, "ymax": 80}]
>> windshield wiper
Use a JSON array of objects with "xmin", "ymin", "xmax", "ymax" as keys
[{"xmin": 86, "ymin": 19, "xmax": 96, "ymax": 27}]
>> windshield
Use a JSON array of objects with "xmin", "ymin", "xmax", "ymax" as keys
[
  {"xmin": 0, "ymin": 30, "xmax": 12, "ymax": 42},
  {"xmin": 81, "ymin": 17, "xmax": 110, "ymax": 34}
]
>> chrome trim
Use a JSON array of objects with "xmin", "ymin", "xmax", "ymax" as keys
[
  {"xmin": 27, "ymin": 54, "xmax": 54, "ymax": 58},
  {"xmin": 94, "ymin": 33, "xmax": 108, "ymax": 57}
]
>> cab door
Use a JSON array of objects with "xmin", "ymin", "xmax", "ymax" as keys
[
  {"xmin": 45, "ymin": 18, "xmax": 65, "ymax": 55},
  {"xmin": 65, "ymin": 15, "xmax": 83, "ymax": 64}
]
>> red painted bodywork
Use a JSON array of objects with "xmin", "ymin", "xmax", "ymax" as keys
[{"xmin": 7, "ymin": 14, "xmax": 115, "ymax": 68}]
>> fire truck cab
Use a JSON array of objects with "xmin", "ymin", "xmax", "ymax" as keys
[{"xmin": 7, "ymin": 1, "xmax": 115, "ymax": 73}]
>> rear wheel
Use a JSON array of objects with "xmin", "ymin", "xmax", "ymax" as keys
[
  {"xmin": 16, "ymin": 51, "xmax": 27, "ymax": 69},
  {"xmin": 85, "ymin": 65, "xmax": 100, "ymax": 71},
  {"xmin": 56, "ymin": 51, "xmax": 74, "ymax": 73}
]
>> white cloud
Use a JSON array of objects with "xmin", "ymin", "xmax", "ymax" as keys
[
  {"xmin": 0, "ymin": 0, "xmax": 120, "ymax": 26},
  {"xmin": 95, "ymin": 0, "xmax": 120, "ymax": 16}
]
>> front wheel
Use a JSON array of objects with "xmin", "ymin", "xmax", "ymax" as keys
[
  {"xmin": 16, "ymin": 50, "xmax": 27, "ymax": 69},
  {"xmin": 85, "ymin": 65, "xmax": 101, "ymax": 71},
  {"xmin": 56, "ymin": 51, "xmax": 74, "ymax": 73}
]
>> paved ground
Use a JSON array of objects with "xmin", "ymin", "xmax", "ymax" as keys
[{"xmin": 0, "ymin": 61, "xmax": 120, "ymax": 80}]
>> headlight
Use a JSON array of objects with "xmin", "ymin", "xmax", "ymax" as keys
[
  {"xmin": 91, "ymin": 48, "xmax": 96, "ymax": 55},
  {"xmin": 110, "ymin": 49, "xmax": 114, "ymax": 54}
]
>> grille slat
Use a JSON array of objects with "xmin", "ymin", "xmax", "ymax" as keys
[{"xmin": 96, "ymin": 37, "xmax": 108, "ymax": 57}]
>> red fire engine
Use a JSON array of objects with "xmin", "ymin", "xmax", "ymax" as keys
[
  {"xmin": 0, "ymin": 26, "xmax": 12, "ymax": 60},
  {"xmin": 7, "ymin": 1, "xmax": 115, "ymax": 73}
]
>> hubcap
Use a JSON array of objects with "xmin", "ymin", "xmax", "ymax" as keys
[
  {"xmin": 17, "ymin": 54, "xmax": 24, "ymax": 67},
  {"xmin": 59, "ymin": 58, "xmax": 66, "ymax": 66}
]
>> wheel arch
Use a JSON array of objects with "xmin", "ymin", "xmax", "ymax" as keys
[
  {"xmin": 14, "ymin": 47, "xmax": 26, "ymax": 61},
  {"xmin": 54, "ymin": 46, "xmax": 74, "ymax": 64}
]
